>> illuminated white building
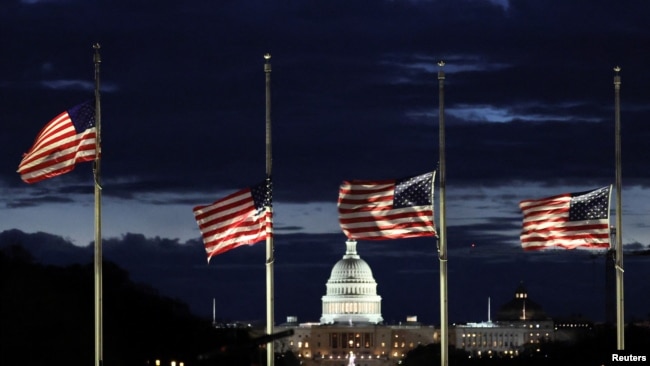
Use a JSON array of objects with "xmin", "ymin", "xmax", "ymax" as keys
[
  {"xmin": 451, "ymin": 283, "xmax": 554, "ymax": 357},
  {"xmin": 275, "ymin": 240, "xmax": 438, "ymax": 365},
  {"xmin": 320, "ymin": 240, "xmax": 383, "ymax": 324}
]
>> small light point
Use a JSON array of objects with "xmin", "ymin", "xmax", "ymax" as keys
[{"xmin": 264, "ymin": 53, "xmax": 272, "ymax": 60}]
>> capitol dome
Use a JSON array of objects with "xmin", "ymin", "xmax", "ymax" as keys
[{"xmin": 320, "ymin": 240, "xmax": 383, "ymax": 324}]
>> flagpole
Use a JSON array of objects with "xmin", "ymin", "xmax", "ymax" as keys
[
  {"xmin": 264, "ymin": 53, "xmax": 275, "ymax": 366},
  {"xmin": 613, "ymin": 66, "xmax": 624, "ymax": 350},
  {"xmin": 437, "ymin": 61, "xmax": 448, "ymax": 366},
  {"xmin": 92, "ymin": 43, "xmax": 104, "ymax": 366}
]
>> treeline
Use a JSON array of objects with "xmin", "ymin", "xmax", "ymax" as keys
[{"xmin": 0, "ymin": 245, "xmax": 274, "ymax": 366}]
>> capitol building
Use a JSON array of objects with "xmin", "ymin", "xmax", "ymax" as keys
[
  {"xmin": 270, "ymin": 239, "xmax": 575, "ymax": 364},
  {"xmin": 274, "ymin": 240, "xmax": 439, "ymax": 365}
]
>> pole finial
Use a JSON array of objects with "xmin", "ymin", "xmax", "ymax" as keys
[
  {"xmin": 614, "ymin": 66, "xmax": 621, "ymax": 86},
  {"xmin": 438, "ymin": 60, "xmax": 445, "ymax": 67},
  {"xmin": 264, "ymin": 53, "xmax": 271, "ymax": 73},
  {"xmin": 93, "ymin": 43, "xmax": 101, "ymax": 64}
]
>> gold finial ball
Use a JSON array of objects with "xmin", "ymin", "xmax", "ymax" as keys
[
  {"xmin": 438, "ymin": 61, "xmax": 445, "ymax": 67},
  {"xmin": 614, "ymin": 66, "xmax": 621, "ymax": 72},
  {"xmin": 264, "ymin": 53, "xmax": 272, "ymax": 60}
]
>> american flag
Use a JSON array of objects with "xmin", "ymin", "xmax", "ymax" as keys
[
  {"xmin": 193, "ymin": 180, "xmax": 272, "ymax": 262},
  {"xmin": 338, "ymin": 171, "xmax": 436, "ymax": 240},
  {"xmin": 17, "ymin": 101, "xmax": 97, "ymax": 184},
  {"xmin": 519, "ymin": 186, "xmax": 612, "ymax": 250}
]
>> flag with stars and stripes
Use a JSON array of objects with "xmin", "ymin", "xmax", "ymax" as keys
[
  {"xmin": 17, "ymin": 101, "xmax": 97, "ymax": 184},
  {"xmin": 519, "ymin": 186, "xmax": 612, "ymax": 250},
  {"xmin": 193, "ymin": 179, "xmax": 272, "ymax": 262},
  {"xmin": 338, "ymin": 171, "xmax": 436, "ymax": 240}
]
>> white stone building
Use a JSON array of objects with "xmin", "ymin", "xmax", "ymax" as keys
[
  {"xmin": 451, "ymin": 284, "xmax": 554, "ymax": 357},
  {"xmin": 320, "ymin": 240, "xmax": 383, "ymax": 325}
]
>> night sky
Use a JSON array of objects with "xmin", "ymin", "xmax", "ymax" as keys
[{"xmin": 1, "ymin": 0, "xmax": 649, "ymax": 325}]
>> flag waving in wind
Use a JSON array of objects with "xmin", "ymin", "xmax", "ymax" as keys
[
  {"xmin": 17, "ymin": 101, "xmax": 97, "ymax": 184},
  {"xmin": 193, "ymin": 180, "xmax": 272, "ymax": 262},
  {"xmin": 519, "ymin": 186, "xmax": 612, "ymax": 250},
  {"xmin": 338, "ymin": 171, "xmax": 436, "ymax": 240}
]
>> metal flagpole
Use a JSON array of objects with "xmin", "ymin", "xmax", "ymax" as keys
[
  {"xmin": 613, "ymin": 66, "xmax": 624, "ymax": 350},
  {"xmin": 92, "ymin": 43, "xmax": 104, "ymax": 366},
  {"xmin": 437, "ymin": 61, "xmax": 448, "ymax": 366},
  {"xmin": 264, "ymin": 53, "xmax": 275, "ymax": 366}
]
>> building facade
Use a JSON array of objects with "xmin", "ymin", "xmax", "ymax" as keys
[
  {"xmin": 276, "ymin": 321, "xmax": 437, "ymax": 365},
  {"xmin": 451, "ymin": 283, "xmax": 554, "ymax": 357}
]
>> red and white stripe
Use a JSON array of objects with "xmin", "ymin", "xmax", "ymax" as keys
[
  {"xmin": 193, "ymin": 187, "xmax": 269, "ymax": 262},
  {"xmin": 18, "ymin": 110, "xmax": 96, "ymax": 183},
  {"xmin": 519, "ymin": 193, "xmax": 610, "ymax": 250},
  {"xmin": 338, "ymin": 179, "xmax": 435, "ymax": 241}
]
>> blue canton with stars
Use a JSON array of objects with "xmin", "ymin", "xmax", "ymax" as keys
[
  {"xmin": 251, "ymin": 178, "xmax": 272, "ymax": 214},
  {"xmin": 394, "ymin": 172, "xmax": 433, "ymax": 208},
  {"xmin": 67, "ymin": 101, "xmax": 96, "ymax": 131},
  {"xmin": 569, "ymin": 186, "xmax": 610, "ymax": 221}
]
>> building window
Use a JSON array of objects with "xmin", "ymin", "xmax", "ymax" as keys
[{"xmin": 364, "ymin": 333, "xmax": 372, "ymax": 348}]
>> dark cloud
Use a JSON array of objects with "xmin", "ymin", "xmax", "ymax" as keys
[
  {"xmin": 6, "ymin": 195, "xmax": 76, "ymax": 208},
  {"xmin": 0, "ymin": 229, "xmax": 92, "ymax": 265},
  {"xmin": 3, "ymin": 0, "xmax": 649, "ymax": 198}
]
